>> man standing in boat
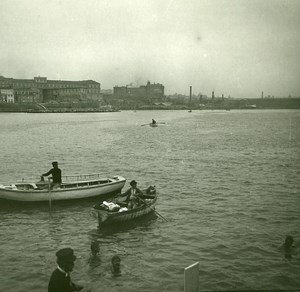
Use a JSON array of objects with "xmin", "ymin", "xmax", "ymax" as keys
[
  {"xmin": 42, "ymin": 161, "xmax": 62, "ymax": 188},
  {"xmin": 121, "ymin": 180, "xmax": 143, "ymax": 209}
]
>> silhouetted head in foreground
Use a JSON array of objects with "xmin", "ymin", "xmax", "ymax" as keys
[{"xmin": 56, "ymin": 247, "xmax": 77, "ymax": 273}]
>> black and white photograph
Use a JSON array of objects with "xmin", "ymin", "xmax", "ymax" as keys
[{"xmin": 0, "ymin": 0, "xmax": 299, "ymax": 291}]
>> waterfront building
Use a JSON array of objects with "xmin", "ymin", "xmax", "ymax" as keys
[
  {"xmin": 0, "ymin": 76, "xmax": 102, "ymax": 103},
  {"xmin": 14, "ymin": 88, "xmax": 40, "ymax": 103},
  {"xmin": 113, "ymin": 81, "xmax": 164, "ymax": 101},
  {"xmin": 0, "ymin": 88, "xmax": 14, "ymax": 103},
  {"xmin": 0, "ymin": 89, "xmax": 15, "ymax": 103}
]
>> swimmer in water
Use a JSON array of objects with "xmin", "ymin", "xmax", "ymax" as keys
[
  {"xmin": 111, "ymin": 255, "xmax": 121, "ymax": 276},
  {"xmin": 281, "ymin": 235, "xmax": 297, "ymax": 260}
]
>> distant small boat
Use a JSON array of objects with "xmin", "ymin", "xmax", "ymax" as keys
[
  {"xmin": 91, "ymin": 186, "xmax": 157, "ymax": 226},
  {"xmin": 244, "ymin": 104, "xmax": 257, "ymax": 109},
  {"xmin": 149, "ymin": 123, "xmax": 158, "ymax": 127},
  {"xmin": 141, "ymin": 122, "xmax": 165, "ymax": 127},
  {"xmin": 0, "ymin": 174, "xmax": 126, "ymax": 202}
]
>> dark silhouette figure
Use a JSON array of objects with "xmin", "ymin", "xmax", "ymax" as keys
[
  {"xmin": 152, "ymin": 119, "xmax": 156, "ymax": 124},
  {"xmin": 48, "ymin": 248, "xmax": 84, "ymax": 292},
  {"xmin": 42, "ymin": 161, "xmax": 62, "ymax": 188}
]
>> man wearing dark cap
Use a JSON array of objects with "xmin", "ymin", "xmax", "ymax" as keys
[
  {"xmin": 42, "ymin": 161, "xmax": 62, "ymax": 188},
  {"xmin": 48, "ymin": 248, "xmax": 84, "ymax": 292},
  {"xmin": 121, "ymin": 180, "xmax": 143, "ymax": 209}
]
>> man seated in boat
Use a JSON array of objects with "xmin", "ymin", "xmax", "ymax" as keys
[
  {"xmin": 41, "ymin": 161, "xmax": 62, "ymax": 189},
  {"xmin": 120, "ymin": 180, "xmax": 144, "ymax": 209},
  {"xmin": 151, "ymin": 119, "xmax": 157, "ymax": 124}
]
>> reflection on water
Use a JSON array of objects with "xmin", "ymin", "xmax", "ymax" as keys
[{"xmin": 0, "ymin": 110, "xmax": 300, "ymax": 292}]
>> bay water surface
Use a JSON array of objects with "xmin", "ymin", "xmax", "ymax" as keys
[{"xmin": 0, "ymin": 110, "xmax": 299, "ymax": 291}]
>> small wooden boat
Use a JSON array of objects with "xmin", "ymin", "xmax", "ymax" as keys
[
  {"xmin": 91, "ymin": 186, "xmax": 157, "ymax": 225},
  {"xmin": 0, "ymin": 174, "xmax": 126, "ymax": 202},
  {"xmin": 141, "ymin": 122, "xmax": 165, "ymax": 127}
]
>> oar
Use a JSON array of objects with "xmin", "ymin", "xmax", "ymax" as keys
[
  {"xmin": 141, "ymin": 123, "xmax": 150, "ymax": 126},
  {"xmin": 138, "ymin": 197, "xmax": 168, "ymax": 222},
  {"xmin": 48, "ymin": 178, "xmax": 52, "ymax": 215}
]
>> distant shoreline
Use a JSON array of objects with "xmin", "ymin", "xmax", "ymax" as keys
[
  {"xmin": 1, "ymin": 108, "xmax": 300, "ymax": 113},
  {"xmin": 1, "ymin": 97, "xmax": 299, "ymax": 112}
]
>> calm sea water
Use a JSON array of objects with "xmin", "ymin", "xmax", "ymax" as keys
[{"xmin": 0, "ymin": 110, "xmax": 299, "ymax": 292}]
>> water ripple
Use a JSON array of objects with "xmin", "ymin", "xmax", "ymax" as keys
[{"xmin": 0, "ymin": 110, "xmax": 300, "ymax": 291}]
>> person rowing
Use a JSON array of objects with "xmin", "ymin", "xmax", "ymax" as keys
[
  {"xmin": 119, "ymin": 180, "xmax": 143, "ymax": 209},
  {"xmin": 141, "ymin": 119, "xmax": 165, "ymax": 126},
  {"xmin": 41, "ymin": 161, "xmax": 62, "ymax": 189}
]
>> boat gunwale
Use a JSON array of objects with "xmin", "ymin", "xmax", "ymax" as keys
[
  {"xmin": 0, "ymin": 176, "xmax": 126, "ymax": 193},
  {"xmin": 94, "ymin": 195, "xmax": 158, "ymax": 218}
]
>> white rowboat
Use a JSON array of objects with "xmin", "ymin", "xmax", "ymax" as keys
[{"xmin": 0, "ymin": 174, "xmax": 126, "ymax": 202}]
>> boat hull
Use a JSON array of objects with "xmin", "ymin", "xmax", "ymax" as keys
[
  {"xmin": 0, "ymin": 176, "xmax": 126, "ymax": 202},
  {"xmin": 93, "ymin": 194, "xmax": 157, "ymax": 226}
]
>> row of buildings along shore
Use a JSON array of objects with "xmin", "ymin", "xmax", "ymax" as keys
[
  {"xmin": 0, "ymin": 76, "xmax": 101, "ymax": 104},
  {"xmin": 0, "ymin": 75, "xmax": 164, "ymax": 105},
  {"xmin": 1, "ymin": 75, "xmax": 299, "ymax": 111}
]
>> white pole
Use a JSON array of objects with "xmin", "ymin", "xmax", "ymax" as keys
[{"xmin": 184, "ymin": 262, "xmax": 199, "ymax": 292}]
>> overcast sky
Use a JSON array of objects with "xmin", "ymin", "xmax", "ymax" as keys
[{"xmin": 1, "ymin": 0, "xmax": 299, "ymax": 98}]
